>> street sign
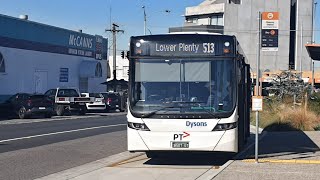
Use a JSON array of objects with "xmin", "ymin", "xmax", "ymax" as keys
[
  {"xmin": 252, "ymin": 96, "xmax": 263, "ymax": 111},
  {"xmin": 261, "ymin": 12, "xmax": 279, "ymax": 51}
]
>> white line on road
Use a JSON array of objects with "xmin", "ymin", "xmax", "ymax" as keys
[{"xmin": 0, "ymin": 123, "xmax": 127, "ymax": 143}]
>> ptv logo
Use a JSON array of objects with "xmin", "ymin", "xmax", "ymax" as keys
[{"xmin": 173, "ymin": 132, "xmax": 190, "ymax": 140}]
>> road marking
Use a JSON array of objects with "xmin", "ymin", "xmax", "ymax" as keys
[
  {"xmin": 0, "ymin": 123, "xmax": 126, "ymax": 143},
  {"xmin": 242, "ymin": 159, "xmax": 320, "ymax": 164}
]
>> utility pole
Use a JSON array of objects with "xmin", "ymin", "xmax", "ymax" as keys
[{"xmin": 106, "ymin": 23, "xmax": 124, "ymax": 92}]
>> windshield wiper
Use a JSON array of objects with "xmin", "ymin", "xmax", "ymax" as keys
[{"xmin": 141, "ymin": 106, "xmax": 176, "ymax": 118}]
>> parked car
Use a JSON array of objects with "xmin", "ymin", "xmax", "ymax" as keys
[
  {"xmin": 101, "ymin": 92, "xmax": 125, "ymax": 112},
  {"xmin": 45, "ymin": 88, "xmax": 94, "ymax": 116},
  {"xmin": 0, "ymin": 93, "xmax": 54, "ymax": 119},
  {"xmin": 81, "ymin": 93, "xmax": 106, "ymax": 111}
]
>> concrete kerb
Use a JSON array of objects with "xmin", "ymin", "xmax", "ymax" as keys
[{"xmin": 36, "ymin": 151, "xmax": 144, "ymax": 180}]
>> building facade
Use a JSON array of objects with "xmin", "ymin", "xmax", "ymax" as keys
[
  {"xmin": 0, "ymin": 14, "xmax": 108, "ymax": 100},
  {"xmin": 108, "ymin": 55, "xmax": 129, "ymax": 82},
  {"xmin": 169, "ymin": 0, "xmax": 314, "ymax": 73}
]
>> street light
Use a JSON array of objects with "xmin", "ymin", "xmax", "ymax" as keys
[{"xmin": 142, "ymin": 6, "xmax": 171, "ymax": 35}]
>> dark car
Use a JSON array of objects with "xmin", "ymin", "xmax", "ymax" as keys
[
  {"xmin": 101, "ymin": 92, "xmax": 126, "ymax": 112},
  {"xmin": 0, "ymin": 93, "xmax": 54, "ymax": 119}
]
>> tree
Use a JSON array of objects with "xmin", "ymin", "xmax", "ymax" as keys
[{"xmin": 266, "ymin": 70, "xmax": 308, "ymax": 101}]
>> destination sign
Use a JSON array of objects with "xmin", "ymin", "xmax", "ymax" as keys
[
  {"xmin": 154, "ymin": 43, "xmax": 214, "ymax": 54},
  {"xmin": 130, "ymin": 34, "xmax": 235, "ymax": 57}
]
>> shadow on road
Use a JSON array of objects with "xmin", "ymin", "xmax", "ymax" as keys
[
  {"xmin": 0, "ymin": 114, "xmax": 16, "ymax": 121},
  {"xmin": 243, "ymin": 122, "xmax": 320, "ymax": 160},
  {"xmin": 144, "ymin": 152, "xmax": 234, "ymax": 166},
  {"xmin": 0, "ymin": 114, "xmax": 52, "ymax": 121}
]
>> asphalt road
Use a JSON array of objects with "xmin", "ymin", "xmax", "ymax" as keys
[{"xmin": 0, "ymin": 114, "xmax": 127, "ymax": 180}]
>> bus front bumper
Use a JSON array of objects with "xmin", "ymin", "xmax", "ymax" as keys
[{"xmin": 127, "ymin": 127, "xmax": 238, "ymax": 152}]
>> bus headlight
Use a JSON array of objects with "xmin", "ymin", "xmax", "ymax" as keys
[
  {"xmin": 212, "ymin": 122, "xmax": 237, "ymax": 131},
  {"xmin": 128, "ymin": 122, "xmax": 150, "ymax": 131}
]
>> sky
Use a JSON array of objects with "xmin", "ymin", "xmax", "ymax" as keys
[
  {"xmin": 0, "ymin": 0, "xmax": 203, "ymax": 54},
  {"xmin": 0, "ymin": 0, "xmax": 319, "ymax": 55}
]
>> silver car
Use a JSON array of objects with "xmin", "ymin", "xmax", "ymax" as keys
[{"xmin": 81, "ymin": 93, "xmax": 106, "ymax": 111}]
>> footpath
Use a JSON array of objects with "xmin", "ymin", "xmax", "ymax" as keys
[
  {"xmin": 38, "ymin": 128, "xmax": 320, "ymax": 180},
  {"xmin": 215, "ymin": 131, "xmax": 320, "ymax": 180}
]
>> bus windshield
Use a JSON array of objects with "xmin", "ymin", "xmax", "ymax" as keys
[{"xmin": 130, "ymin": 58, "xmax": 237, "ymax": 117}]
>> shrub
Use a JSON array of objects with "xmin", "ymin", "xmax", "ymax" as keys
[
  {"xmin": 277, "ymin": 106, "xmax": 320, "ymax": 131},
  {"xmin": 251, "ymin": 98, "xmax": 320, "ymax": 131}
]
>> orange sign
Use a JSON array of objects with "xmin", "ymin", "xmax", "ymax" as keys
[
  {"xmin": 262, "ymin": 12, "xmax": 279, "ymax": 20},
  {"xmin": 261, "ymin": 12, "xmax": 279, "ymax": 51}
]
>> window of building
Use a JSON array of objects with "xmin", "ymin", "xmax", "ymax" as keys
[
  {"xmin": 229, "ymin": 0, "xmax": 241, "ymax": 4},
  {"xmin": 211, "ymin": 14, "xmax": 223, "ymax": 26},
  {"xmin": 59, "ymin": 68, "xmax": 69, "ymax": 82},
  {"xmin": 186, "ymin": 17, "xmax": 198, "ymax": 24},
  {"xmin": 0, "ymin": 52, "xmax": 5, "ymax": 73},
  {"xmin": 95, "ymin": 62, "xmax": 102, "ymax": 77}
]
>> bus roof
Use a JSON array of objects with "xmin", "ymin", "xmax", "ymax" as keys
[{"xmin": 168, "ymin": 31, "xmax": 223, "ymax": 35}]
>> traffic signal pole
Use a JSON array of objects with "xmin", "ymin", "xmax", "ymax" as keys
[{"xmin": 106, "ymin": 23, "xmax": 124, "ymax": 92}]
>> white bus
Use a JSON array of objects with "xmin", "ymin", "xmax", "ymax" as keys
[{"xmin": 127, "ymin": 34, "xmax": 251, "ymax": 157}]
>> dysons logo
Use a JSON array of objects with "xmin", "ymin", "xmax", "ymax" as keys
[{"xmin": 186, "ymin": 121, "xmax": 207, "ymax": 128}]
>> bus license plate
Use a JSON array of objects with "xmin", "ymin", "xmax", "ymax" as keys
[{"xmin": 172, "ymin": 142, "xmax": 189, "ymax": 148}]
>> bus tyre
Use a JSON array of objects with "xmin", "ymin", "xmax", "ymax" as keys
[{"xmin": 56, "ymin": 105, "xmax": 65, "ymax": 116}]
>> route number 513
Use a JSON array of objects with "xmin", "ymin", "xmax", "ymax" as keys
[{"xmin": 203, "ymin": 43, "xmax": 215, "ymax": 53}]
